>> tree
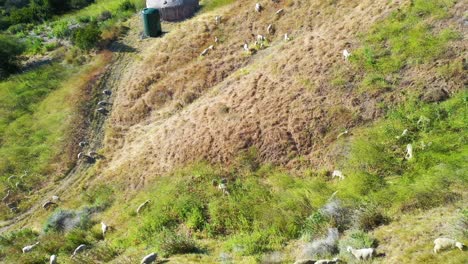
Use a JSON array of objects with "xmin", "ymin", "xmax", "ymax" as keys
[{"xmin": 0, "ymin": 34, "xmax": 25, "ymax": 79}]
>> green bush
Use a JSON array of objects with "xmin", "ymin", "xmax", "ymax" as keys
[
  {"xmin": 71, "ymin": 23, "xmax": 101, "ymax": 50},
  {"xmin": 118, "ymin": 0, "xmax": 135, "ymax": 11},
  {"xmin": 156, "ymin": 229, "xmax": 200, "ymax": 257},
  {"xmin": 0, "ymin": 34, "xmax": 25, "ymax": 79}
]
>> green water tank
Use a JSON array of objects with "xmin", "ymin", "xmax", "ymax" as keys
[{"xmin": 142, "ymin": 8, "xmax": 162, "ymax": 37}]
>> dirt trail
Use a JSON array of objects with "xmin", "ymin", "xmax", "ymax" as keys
[{"xmin": 0, "ymin": 17, "xmax": 148, "ymax": 233}]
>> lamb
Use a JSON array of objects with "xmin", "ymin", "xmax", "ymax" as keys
[
  {"xmin": 97, "ymin": 107, "xmax": 108, "ymax": 114},
  {"xmin": 433, "ymin": 237, "xmax": 464, "ymax": 254},
  {"xmin": 101, "ymin": 221, "xmax": 109, "ymax": 236},
  {"xmin": 284, "ymin": 33, "xmax": 290, "ymax": 41},
  {"xmin": 141, "ymin": 252, "xmax": 157, "ymax": 264},
  {"xmin": 71, "ymin": 244, "xmax": 86, "ymax": 258},
  {"xmin": 42, "ymin": 201, "xmax": 57, "ymax": 210},
  {"xmin": 405, "ymin": 144, "xmax": 413, "ymax": 160},
  {"xmin": 342, "ymin": 49, "xmax": 351, "ymax": 61},
  {"xmin": 346, "ymin": 246, "xmax": 375, "ymax": 260},
  {"xmin": 102, "ymin": 89, "xmax": 112, "ymax": 96},
  {"xmin": 267, "ymin": 24, "xmax": 274, "ymax": 34},
  {"xmin": 22, "ymin": 242, "xmax": 39, "ymax": 253},
  {"xmin": 2, "ymin": 190, "xmax": 11, "ymax": 203},
  {"xmin": 255, "ymin": 3, "xmax": 262, "ymax": 12},
  {"xmin": 78, "ymin": 141, "xmax": 88, "ymax": 147},
  {"xmin": 137, "ymin": 199, "xmax": 151, "ymax": 215},
  {"xmin": 332, "ymin": 170, "xmax": 345, "ymax": 180},
  {"xmin": 215, "ymin": 15, "xmax": 221, "ymax": 25},
  {"xmin": 50, "ymin": 254, "xmax": 57, "ymax": 264},
  {"xmin": 276, "ymin": 9, "xmax": 284, "ymax": 15}
]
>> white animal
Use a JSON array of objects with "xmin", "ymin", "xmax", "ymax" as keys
[
  {"xmin": 276, "ymin": 9, "xmax": 284, "ymax": 15},
  {"xmin": 22, "ymin": 242, "xmax": 39, "ymax": 253},
  {"xmin": 257, "ymin": 34, "xmax": 265, "ymax": 42},
  {"xmin": 243, "ymin": 43, "xmax": 249, "ymax": 51},
  {"xmin": 97, "ymin": 101, "xmax": 108, "ymax": 106},
  {"xmin": 255, "ymin": 3, "xmax": 262, "ymax": 12},
  {"xmin": 332, "ymin": 170, "xmax": 345, "ymax": 180},
  {"xmin": 346, "ymin": 246, "xmax": 376, "ymax": 260},
  {"xmin": 342, "ymin": 49, "xmax": 351, "ymax": 60},
  {"xmin": 267, "ymin": 24, "xmax": 274, "ymax": 34},
  {"xmin": 141, "ymin": 252, "xmax": 157, "ymax": 264},
  {"xmin": 218, "ymin": 183, "xmax": 229, "ymax": 195},
  {"xmin": 433, "ymin": 237, "xmax": 464, "ymax": 254},
  {"xmin": 51, "ymin": 195, "xmax": 60, "ymax": 202},
  {"xmin": 50, "ymin": 254, "xmax": 57, "ymax": 264},
  {"xmin": 101, "ymin": 222, "xmax": 108, "ymax": 236},
  {"xmin": 78, "ymin": 141, "xmax": 88, "ymax": 147},
  {"xmin": 284, "ymin": 33, "xmax": 290, "ymax": 41},
  {"xmin": 214, "ymin": 36, "xmax": 219, "ymax": 43},
  {"xmin": 215, "ymin": 15, "xmax": 221, "ymax": 25},
  {"xmin": 336, "ymin": 130, "xmax": 348, "ymax": 139},
  {"xmin": 136, "ymin": 199, "xmax": 151, "ymax": 214},
  {"xmin": 42, "ymin": 201, "xmax": 57, "ymax": 210},
  {"xmin": 71, "ymin": 244, "xmax": 86, "ymax": 258},
  {"xmin": 2, "ymin": 190, "xmax": 11, "ymax": 203},
  {"xmin": 396, "ymin": 129, "xmax": 408, "ymax": 139},
  {"xmin": 405, "ymin": 144, "xmax": 413, "ymax": 160}
]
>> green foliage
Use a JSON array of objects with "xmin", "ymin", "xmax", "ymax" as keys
[
  {"xmin": 156, "ymin": 229, "xmax": 200, "ymax": 257},
  {"xmin": 43, "ymin": 209, "xmax": 93, "ymax": 233},
  {"xmin": 0, "ymin": 34, "xmax": 25, "ymax": 78},
  {"xmin": 353, "ymin": 204, "xmax": 389, "ymax": 231},
  {"xmin": 118, "ymin": 0, "xmax": 135, "ymax": 12},
  {"xmin": 71, "ymin": 23, "xmax": 102, "ymax": 50},
  {"xmin": 301, "ymin": 211, "xmax": 330, "ymax": 241},
  {"xmin": 202, "ymin": 0, "xmax": 235, "ymax": 12},
  {"xmin": 350, "ymin": 0, "xmax": 459, "ymax": 92},
  {"xmin": 338, "ymin": 230, "xmax": 377, "ymax": 254},
  {"xmin": 81, "ymin": 184, "xmax": 115, "ymax": 209}
]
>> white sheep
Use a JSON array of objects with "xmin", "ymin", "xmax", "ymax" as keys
[
  {"xmin": 276, "ymin": 9, "xmax": 284, "ymax": 15},
  {"xmin": 102, "ymin": 89, "xmax": 112, "ymax": 96},
  {"xmin": 137, "ymin": 199, "xmax": 151, "ymax": 215},
  {"xmin": 332, "ymin": 170, "xmax": 345, "ymax": 180},
  {"xmin": 284, "ymin": 33, "xmax": 290, "ymax": 41},
  {"xmin": 405, "ymin": 144, "xmax": 413, "ymax": 160},
  {"xmin": 71, "ymin": 244, "xmax": 86, "ymax": 258},
  {"xmin": 433, "ymin": 237, "xmax": 464, "ymax": 254},
  {"xmin": 218, "ymin": 183, "xmax": 229, "ymax": 195},
  {"xmin": 50, "ymin": 254, "xmax": 57, "ymax": 264},
  {"xmin": 78, "ymin": 141, "xmax": 88, "ymax": 147},
  {"xmin": 141, "ymin": 252, "xmax": 157, "ymax": 264},
  {"xmin": 396, "ymin": 129, "xmax": 408, "ymax": 139},
  {"xmin": 215, "ymin": 15, "xmax": 221, "ymax": 25},
  {"xmin": 336, "ymin": 130, "xmax": 348, "ymax": 139},
  {"xmin": 97, "ymin": 100, "xmax": 108, "ymax": 106},
  {"xmin": 255, "ymin": 3, "xmax": 262, "ymax": 12},
  {"xmin": 51, "ymin": 195, "xmax": 60, "ymax": 202},
  {"xmin": 257, "ymin": 34, "xmax": 266, "ymax": 42},
  {"xmin": 22, "ymin": 242, "xmax": 39, "ymax": 253},
  {"xmin": 346, "ymin": 246, "xmax": 375, "ymax": 260},
  {"xmin": 200, "ymin": 45, "xmax": 214, "ymax": 56},
  {"xmin": 243, "ymin": 43, "xmax": 250, "ymax": 51},
  {"xmin": 101, "ymin": 221, "xmax": 109, "ymax": 236},
  {"xmin": 2, "ymin": 190, "xmax": 11, "ymax": 203},
  {"xmin": 214, "ymin": 36, "xmax": 219, "ymax": 43},
  {"xmin": 342, "ymin": 49, "xmax": 351, "ymax": 61},
  {"xmin": 267, "ymin": 24, "xmax": 274, "ymax": 34}
]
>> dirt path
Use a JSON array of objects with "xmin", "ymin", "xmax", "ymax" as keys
[{"xmin": 0, "ymin": 16, "xmax": 148, "ymax": 233}]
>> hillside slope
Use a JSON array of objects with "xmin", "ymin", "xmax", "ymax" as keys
[{"xmin": 0, "ymin": 0, "xmax": 466, "ymax": 263}]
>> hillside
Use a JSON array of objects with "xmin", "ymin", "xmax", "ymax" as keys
[{"xmin": 0, "ymin": 0, "xmax": 467, "ymax": 263}]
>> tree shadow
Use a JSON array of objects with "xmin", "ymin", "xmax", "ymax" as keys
[{"xmin": 110, "ymin": 41, "xmax": 137, "ymax": 53}]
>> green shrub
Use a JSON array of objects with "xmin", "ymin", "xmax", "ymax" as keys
[
  {"xmin": 71, "ymin": 23, "xmax": 101, "ymax": 50},
  {"xmin": 51, "ymin": 20, "xmax": 71, "ymax": 38},
  {"xmin": 118, "ymin": 0, "xmax": 135, "ymax": 11},
  {"xmin": 43, "ymin": 209, "xmax": 92, "ymax": 233},
  {"xmin": 353, "ymin": 204, "xmax": 389, "ymax": 231},
  {"xmin": 156, "ymin": 229, "xmax": 200, "ymax": 257},
  {"xmin": 0, "ymin": 34, "xmax": 25, "ymax": 79}
]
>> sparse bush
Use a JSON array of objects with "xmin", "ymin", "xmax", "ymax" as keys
[
  {"xmin": 44, "ymin": 209, "xmax": 92, "ymax": 232},
  {"xmin": 0, "ymin": 34, "xmax": 25, "ymax": 78},
  {"xmin": 97, "ymin": 10, "xmax": 112, "ymax": 22},
  {"xmin": 300, "ymin": 228, "xmax": 339, "ymax": 259},
  {"xmin": 118, "ymin": 0, "xmax": 135, "ymax": 11},
  {"xmin": 156, "ymin": 229, "xmax": 200, "ymax": 257},
  {"xmin": 353, "ymin": 204, "xmax": 389, "ymax": 231},
  {"xmin": 51, "ymin": 20, "xmax": 71, "ymax": 38}
]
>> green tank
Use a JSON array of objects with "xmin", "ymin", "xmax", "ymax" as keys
[{"xmin": 141, "ymin": 8, "xmax": 162, "ymax": 37}]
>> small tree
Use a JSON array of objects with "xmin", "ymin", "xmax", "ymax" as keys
[
  {"xmin": 71, "ymin": 23, "xmax": 101, "ymax": 50},
  {"xmin": 0, "ymin": 34, "xmax": 25, "ymax": 79}
]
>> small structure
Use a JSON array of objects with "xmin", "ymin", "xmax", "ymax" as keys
[
  {"xmin": 142, "ymin": 8, "xmax": 162, "ymax": 37},
  {"xmin": 146, "ymin": 0, "xmax": 199, "ymax": 21}
]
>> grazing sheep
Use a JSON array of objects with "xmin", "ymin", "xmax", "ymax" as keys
[
  {"xmin": 97, "ymin": 107, "xmax": 108, "ymax": 114},
  {"xmin": 346, "ymin": 246, "xmax": 375, "ymax": 260},
  {"xmin": 101, "ymin": 222, "xmax": 109, "ymax": 236},
  {"xmin": 218, "ymin": 183, "xmax": 229, "ymax": 195},
  {"xmin": 141, "ymin": 252, "xmax": 157, "ymax": 264},
  {"xmin": 405, "ymin": 144, "xmax": 413, "ymax": 160},
  {"xmin": 97, "ymin": 101, "xmax": 108, "ymax": 106},
  {"xmin": 342, "ymin": 49, "xmax": 351, "ymax": 60},
  {"xmin": 71, "ymin": 244, "xmax": 86, "ymax": 258},
  {"xmin": 284, "ymin": 33, "xmax": 290, "ymax": 41},
  {"xmin": 214, "ymin": 36, "xmax": 219, "ymax": 43},
  {"xmin": 137, "ymin": 200, "xmax": 151, "ymax": 215},
  {"xmin": 396, "ymin": 129, "xmax": 408, "ymax": 139},
  {"xmin": 2, "ymin": 190, "xmax": 11, "ymax": 203},
  {"xmin": 276, "ymin": 9, "xmax": 284, "ymax": 15},
  {"xmin": 50, "ymin": 254, "xmax": 57, "ymax": 264},
  {"xmin": 255, "ymin": 3, "xmax": 262, "ymax": 12},
  {"xmin": 42, "ymin": 201, "xmax": 57, "ymax": 210},
  {"xmin": 22, "ymin": 242, "xmax": 39, "ymax": 253},
  {"xmin": 267, "ymin": 24, "xmax": 274, "ymax": 34},
  {"xmin": 336, "ymin": 130, "xmax": 348, "ymax": 139},
  {"xmin": 243, "ymin": 43, "xmax": 250, "ymax": 51},
  {"xmin": 102, "ymin": 89, "xmax": 112, "ymax": 95},
  {"xmin": 257, "ymin": 34, "xmax": 266, "ymax": 42},
  {"xmin": 78, "ymin": 141, "xmax": 88, "ymax": 147},
  {"xmin": 332, "ymin": 170, "xmax": 345, "ymax": 180},
  {"xmin": 200, "ymin": 45, "xmax": 214, "ymax": 56},
  {"xmin": 433, "ymin": 237, "xmax": 464, "ymax": 254},
  {"xmin": 294, "ymin": 260, "xmax": 316, "ymax": 264},
  {"xmin": 215, "ymin": 15, "xmax": 221, "ymax": 25},
  {"xmin": 51, "ymin": 195, "xmax": 60, "ymax": 202}
]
